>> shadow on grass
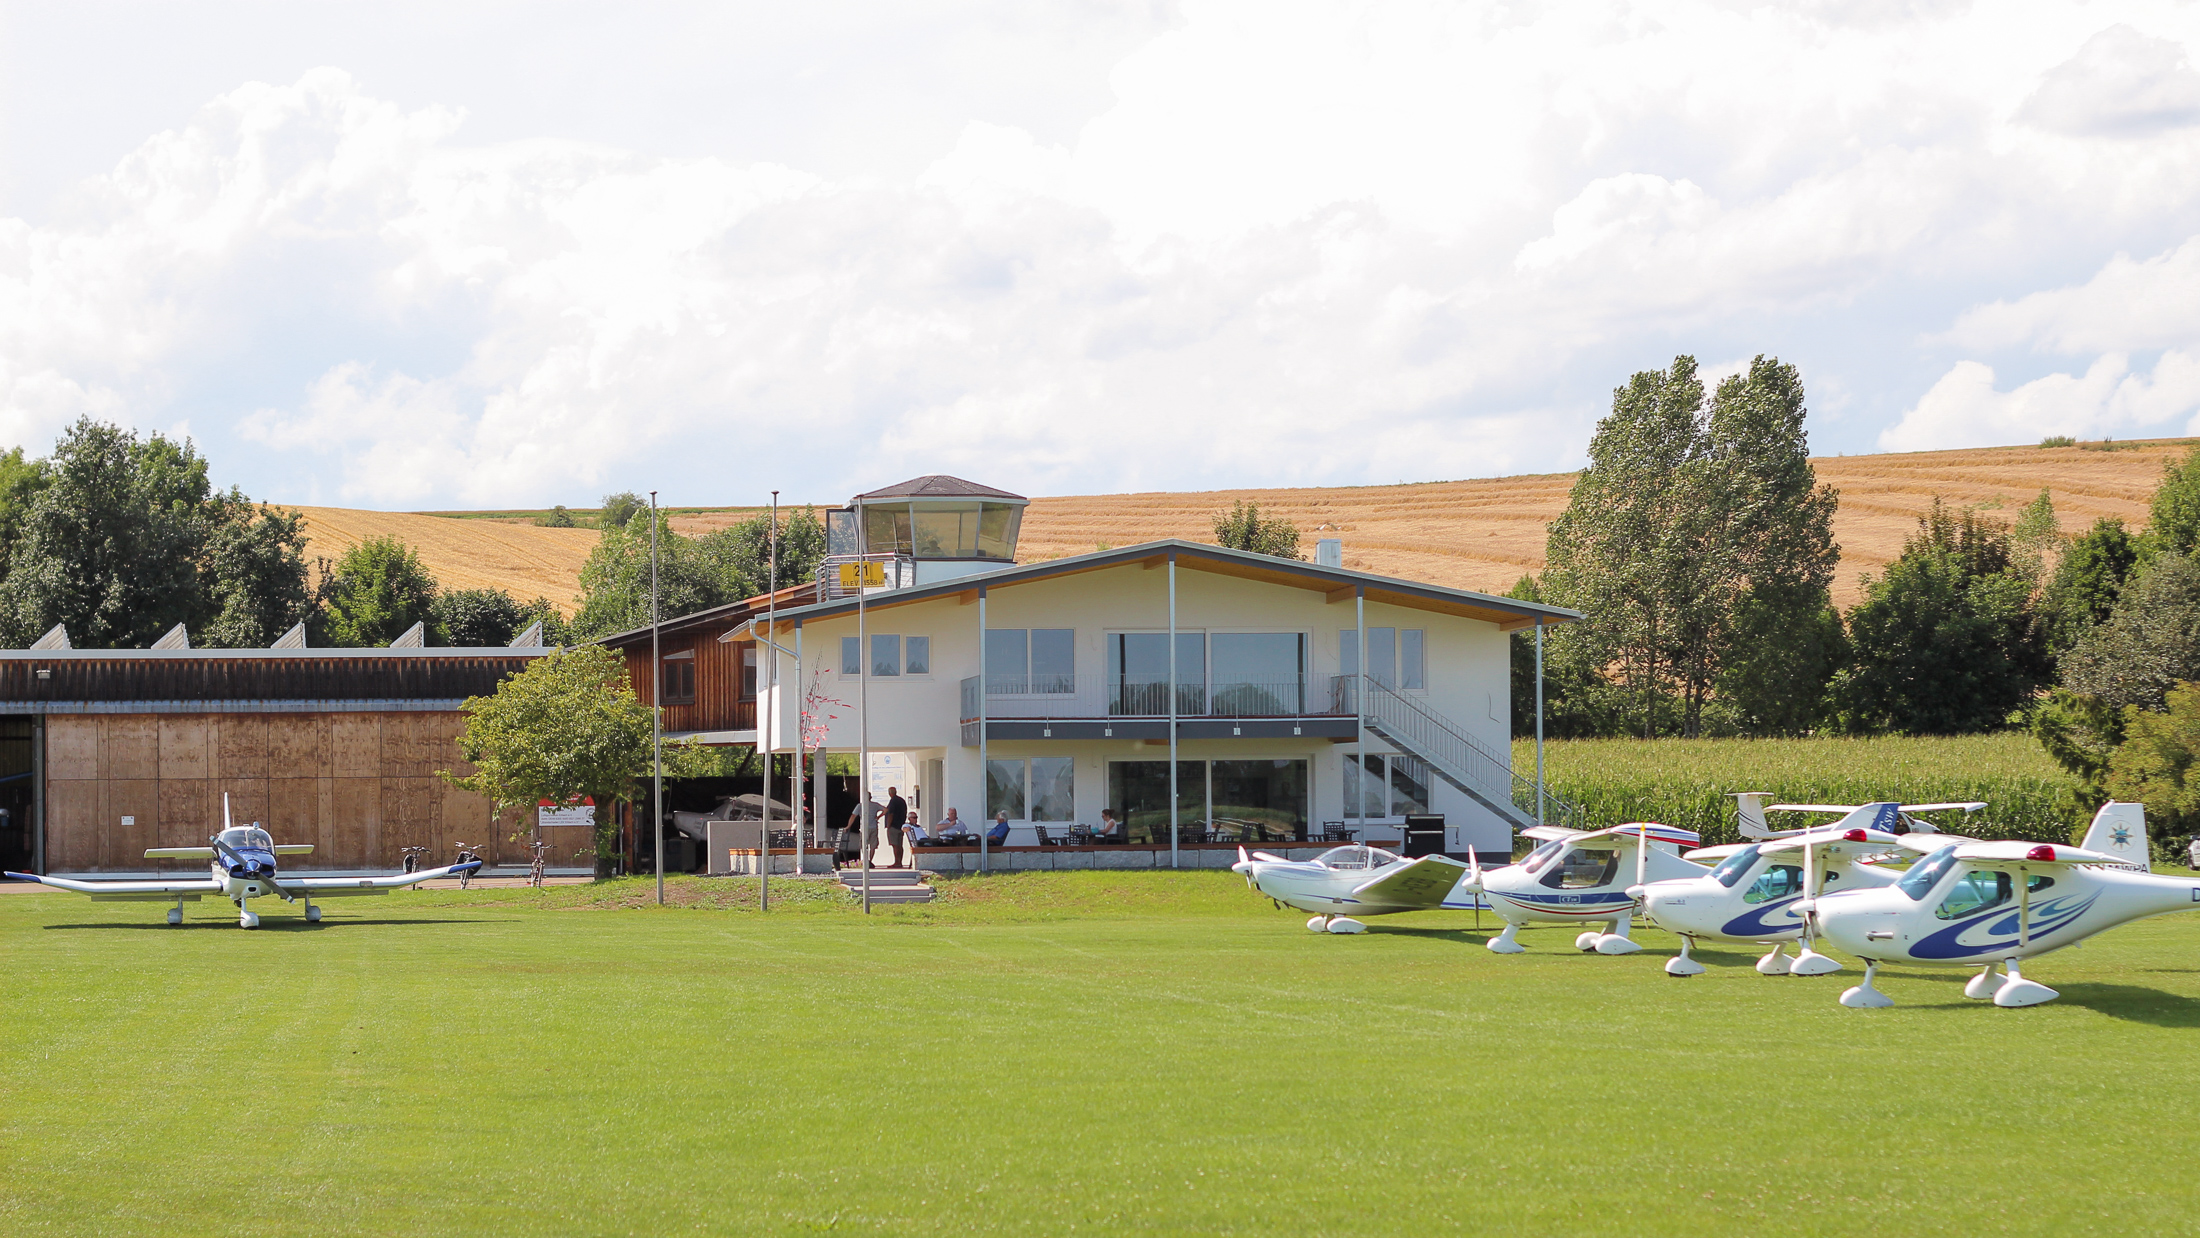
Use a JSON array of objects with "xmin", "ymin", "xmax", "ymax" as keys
[
  {"xmin": 2051, "ymin": 983, "xmax": 2200, "ymax": 1026},
  {"xmin": 41, "ymin": 918, "xmax": 490, "ymax": 931}
]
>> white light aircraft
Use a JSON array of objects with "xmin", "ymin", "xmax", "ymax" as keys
[
  {"xmin": 1635, "ymin": 800, "xmax": 1979, "ymax": 977},
  {"xmin": 1231, "ymin": 844, "xmax": 1474, "ymax": 933},
  {"xmin": 4, "ymin": 795, "xmax": 482, "ymax": 928},
  {"xmin": 1459, "ymin": 823, "xmax": 1704, "ymax": 954},
  {"xmin": 1804, "ymin": 802, "xmax": 2189, "ymax": 1008}
]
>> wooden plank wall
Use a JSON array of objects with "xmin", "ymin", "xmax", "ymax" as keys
[
  {"xmin": 626, "ymin": 636, "xmax": 756, "ymax": 734},
  {"xmin": 43, "ymin": 713, "xmax": 530, "ymax": 872}
]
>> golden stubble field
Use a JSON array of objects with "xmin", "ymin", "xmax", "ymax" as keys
[{"xmin": 297, "ymin": 440, "xmax": 2193, "ymax": 613}]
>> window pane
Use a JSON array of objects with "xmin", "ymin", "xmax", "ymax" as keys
[
  {"xmin": 1367, "ymin": 627, "xmax": 1397, "ymax": 689},
  {"xmin": 1400, "ymin": 629, "xmax": 1425, "ymax": 690},
  {"xmin": 912, "ymin": 504, "xmax": 980, "ymax": 558},
  {"xmin": 872, "ymin": 634, "xmax": 900, "ymax": 677},
  {"xmin": 826, "ymin": 509, "xmax": 859, "ymax": 556},
  {"xmin": 985, "ymin": 628, "xmax": 1028, "ymax": 691},
  {"xmin": 1031, "ymin": 628, "xmax": 1074, "ymax": 692},
  {"xmin": 1108, "ymin": 760, "xmax": 1205, "ymax": 844},
  {"xmin": 976, "ymin": 503, "xmax": 1018, "ymax": 560},
  {"xmin": 740, "ymin": 646, "xmax": 757, "ymax": 699},
  {"xmin": 904, "ymin": 636, "xmax": 930, "ymax": 675},
  {"xmin": 1211, "ymin": 759, "xmax": 1308, "ymax": 842},
  {"xmin": 863, "ymin": 504, "xmax": 912, "ymax": 554},
  {"xmin": 841, "ymin": 636, "xmax": 861, "ymax": 676},
  {"xmin": 1340, "ymin": 629, "xmax": 1358, "ymax": 678},
  {"xmin": 1030, "ymin": 756, "xmax": 1075, "ymax": 822},
  {"xmin": 986, "ymin": 759, "xmax": 1026, "ymax": 821},
  {"xmin": 1344, "ymin": 753, "xmax": 1387, "ymax": 818},
  {"xmin": 1210, "ymin": 633, "xmax": 1304, "ymax": 715},
  {"xmin": 1389, "ymin": 755, "xmax": 1430, "ymax": 816}
]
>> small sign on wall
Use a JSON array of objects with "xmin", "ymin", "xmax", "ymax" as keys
[
  {"xmin": 538, "ymin": 798, "xmax": 596, "ymax": 830},
  {"xmin": 121, "ymin": 816, "xmax": 134, "ymax": 826}
]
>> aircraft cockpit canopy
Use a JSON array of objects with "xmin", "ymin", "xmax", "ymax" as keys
[
  {"xmin": 1317, "ymin": 846, "xmax": 1403, "ymax": 871},
  {"xmin": 219, "ymin": 826, "xmax": 275, "ymax": 851},
  {"xmin": 1709, "ymin": 845, "xmax": 1763, "ymax": 888}
]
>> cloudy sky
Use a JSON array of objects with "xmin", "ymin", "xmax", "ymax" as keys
[{"xmin": 1, "ymin": 1, "xmax": 2197, "ymax": 509}]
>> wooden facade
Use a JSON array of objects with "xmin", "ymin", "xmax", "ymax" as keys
[
  {"xmin": 41, "ymin": 712, "xmax": 530, "ymax": 873},
  {"xmin": 603, "ymin": 584, "xmax": 815, "ymax": 738}
]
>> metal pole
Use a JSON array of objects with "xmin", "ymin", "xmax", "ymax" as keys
[
  {"xmin": 858, "ymin": 508, "xmax": 870, "ymax": 913},
  {"xmin": 1168, "ymin": 551, "xmax": 1178, "ymax": 871},
  {"xmin": 1535, "ymin": 617, "xmax": 1546, "ymax": 828},
  {"xmin": 651, "ymin": 490, "xmax": 664, "ymax": 906},
  {"xmin": 763, "ymin": 490, "xmax": 778, "ymax": 912},
  {"xmin": 1356, "ymin": 587, "xmax": 1367, "ymax": 836},
  {"xmin": 978, "ymin": 586, "xmax": 988, "ymax": 875},
  {"xmin": 794, "ymin": 622, "xmax": 805, "ymax": 879}
]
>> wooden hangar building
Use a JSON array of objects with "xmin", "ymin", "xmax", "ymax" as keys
[{"xmin": 0, "ymin": 644, "xmax": 545, "ymax": 876}]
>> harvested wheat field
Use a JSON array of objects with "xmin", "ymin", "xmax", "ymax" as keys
[
  {"xmin": 1016, "ymin": 439, "xmax": 2196, "ymax": 608},
  {"xmin": 291, "ymin": 507, "xmax": 598, "ymax": 615},
  {"xmin": 296, "ymin": 439, "xmax": 2194, "ymax": 614}
]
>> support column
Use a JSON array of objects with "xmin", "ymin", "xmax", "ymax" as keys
[
  {"xmin": 978, "ymin": 586, "xmax": 989, "ymax": 875},
  {"xmin": 1355, "ymin": 587, "xmax": 1367, "ymax": 835},
  {"xmin": 1534, "ymin": 617, "xmax": 1546, "ymax": 829},
  {"xmin": 1168, "ymin": 551, "xmax": 1178, "ymax": 871}
]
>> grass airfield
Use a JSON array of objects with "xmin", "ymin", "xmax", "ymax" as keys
[{"xmin": 4, "ymin": 871, "xmax": 2197, "ymax": 1236}]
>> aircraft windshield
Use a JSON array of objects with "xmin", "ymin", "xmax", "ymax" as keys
[
  {"xmin": 1317, "ymin": 846, "xmax": 1402, "ymax": 871},
  {"xmin": 1743, "ymin": 864, "xmax": 1804, "ymax": 905},
  {"xmin": 1709, "ymin": 846, "xmax": 1762, "ymax": 888},
  {"xmin": 219, "ymin": 826, "xmax": 274, "ymax": 850},
  {"xmin": 1520, "ymin": 840, "xmax": 1566, "ymax": 874},
  {"xmin": 1896, "ymin": 846, "xmax": 1960, "ymax": 900},
  {"xmin": 1541, "ymin": 848, "xmax": 1619, "ymax": 890}
]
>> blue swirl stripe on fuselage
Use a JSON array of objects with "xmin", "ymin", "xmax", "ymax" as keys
[
  {"xmin": 1718, "ymin": 897, "xmax": 1804, "ymax": 940},
  {"xmin": 1909, "ymin": 892, "xmax": 2099, "ymax": 960}
]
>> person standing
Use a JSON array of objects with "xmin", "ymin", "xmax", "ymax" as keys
[{"xmin": 885, "ymin": 786, "xmax": 909, "ymax": 868}]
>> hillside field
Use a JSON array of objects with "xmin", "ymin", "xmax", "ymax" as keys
[
  {"xmin": 295, "ymin": 438, "xmax": 2192, "ymax": 613},
  {"xmin": 6, "ymin": 872, "xmax": 2198, "ymax": 1237}
]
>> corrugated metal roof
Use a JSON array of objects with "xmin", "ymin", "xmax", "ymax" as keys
[{"xmin": 0, "ymin": 652, "xmax": 539, "ymax": 704}]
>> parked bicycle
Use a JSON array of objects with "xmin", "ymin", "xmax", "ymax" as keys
[
  {"xmin": 451, "ymin": 842, "xmax": 486, "ymax": 889},
  {"xmin": 525, "ymin": 839, "xmax": 550, "ymax": 888},
  {"xmin": 399, "ymin": 845, "xmax": 431, "ymax": 875}
]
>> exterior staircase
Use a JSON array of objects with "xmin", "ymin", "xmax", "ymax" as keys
[
  {"xmin": 836, "ymin": 868, "xmax": 935, "ymax": 903},
  {"xmin": 1356, "ymin": 682, "xmax": 1585, "ymax": 832}
]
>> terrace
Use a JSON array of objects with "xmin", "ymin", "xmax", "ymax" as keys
[{"xmin": 957, "ymin": 673, "xmax": 1361, "ymax": 743}]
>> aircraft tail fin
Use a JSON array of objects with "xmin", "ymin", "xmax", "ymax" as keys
[
  {"xmin": 1833, "ymin": 802, "xmax": 1902, "ymax": 835},
  {"xmin": 2079, "ymin": 802, "xmax": 2150, "ymax": 872},
  {"xmin": 223, "ymin": 792, "xmax": 233, "ymax": 833},
  {"xmin": 1733, "ymin": 793, "xmax": 1774, "ymax": 839}
]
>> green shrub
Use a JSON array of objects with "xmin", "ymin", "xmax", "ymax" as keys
[{"xmin": 2039, "ymin": 435, "xmax": 2075, "ymax": 448}]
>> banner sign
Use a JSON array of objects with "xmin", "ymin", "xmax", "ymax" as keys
[{"xmin": 538, "ymin": 798, "xmax": 596, "ymax": 830}]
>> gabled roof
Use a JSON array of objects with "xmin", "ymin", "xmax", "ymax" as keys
[
  {"xmin": 594, "ymin": 582, "xmax": 819, "ymax": 650},
  {"xmin": 852, "ymin": 475, "xmax": 1026, "ymax": 502},
  {"xmin": 742, "ymin": 540, "xmax": 1581, "ymax": 633}
]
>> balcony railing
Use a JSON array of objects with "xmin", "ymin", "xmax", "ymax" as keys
[
  {"xmin": 816, "ymin": 553, "xmax": 916, "ymax": 600},
  {"xmin": 959, "ymin": 674, "xmax": 1350, "ymax": 721}
]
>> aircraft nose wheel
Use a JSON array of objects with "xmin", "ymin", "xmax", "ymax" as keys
[
  {"xmin": 165, "ymin": 907, "xmax": 182, "ymax": 926},
  {"xmin": 239, "ymin": 909, "xmax": 260, "ymax": 929},
  {"xmin": 305, "ymin": 905, "xmax": 323, "ymax": 922}
]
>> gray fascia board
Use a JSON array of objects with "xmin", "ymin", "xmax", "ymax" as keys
[{"xmin": 0, "ymin": 647, "xmax": 543, "ymax": 661}]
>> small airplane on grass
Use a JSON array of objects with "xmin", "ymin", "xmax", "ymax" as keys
[
  {"xmin": 4, "ymin": 795, "xmax": 481, "ymax": 928},
  {"xmin": 1231, "ymin": 844, "xmax": 1473, "ymax": 933},
  {"xmin": 1635, "ymin": 800, "xmax": 1981, "ymax": 977},
  {"xmin": 1460, "ymin": 822, "xmax": 1704, "ymax": 954},
  {"xmin": 1804, "ymin": 801, "xmax": 2193, "ymax": 1008}
]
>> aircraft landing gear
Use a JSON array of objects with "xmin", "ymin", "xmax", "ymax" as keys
[
  {"xmin": 1789, "ymin": 942, "xmax": 1843, "ymax": 976},
  {"xmin": 1666, "ymin": 935, "xmax": 1706, "ymax": 976},
  {"xmin": 1306, "ymin": 914, "xmax": 1368, "ymax": 934},
  {"xmin": 1839, "ymin": 960, "xmax": 1895, "ymax": 1008},
  {"xmin": 1486, "ymin": 922, "xmax": 1526, "ymax": 953},
  {"xmin": 1992, "ymin": 957, "xmax": 2058, "ymax": 1008},
  {"xmin": 1590, "ymin": 913, "xmax": 1642, "ymax": 955},
  {"xmin": 1755, "ymin": 944, "xmax": 1792, "ymax": 975},
  {"xmin": 305, "ymin": 901, "xmax": 323, "ymax": 923},
  {"xmin": 1575, "ymin": 931, "xmax": 1601, "ymax": 951},
  {"xmin": 167, "ymin": 895, "xmax": 185, "ymax": 927},
  {"xmin": 1964, "ymin": 964, "xmax": 2004, "ymax": 1000},
  {"xmin": 237, "ymin": 892, "xmax": 259, "ymax": 929},
  {"xmin": 1307, "ymin": 914, "xmax": 1331, "ymax": 933}
]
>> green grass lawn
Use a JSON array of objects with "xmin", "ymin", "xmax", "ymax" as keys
[{"xmin": 5, "ymin": 872, "xmax": 2197, "ymax": 1236}]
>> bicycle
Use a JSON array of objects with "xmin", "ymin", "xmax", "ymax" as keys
[
  {"xmin": 451, "ymin": 842, "xmax": 485, "ymax": 889},
  {"xmin": 526, "ymin": 839, "xmax": 550, "ymax": 889},
  {"xmin": 399, "ymin": 845, "xmax": 430, "ymax": 875}
]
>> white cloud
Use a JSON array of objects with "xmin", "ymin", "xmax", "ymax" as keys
[{"xmin": 4, "ymin": 4, "xmax": 2200, "ymax": 506}]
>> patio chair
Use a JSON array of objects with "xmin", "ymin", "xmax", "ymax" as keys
[{"xmin": 1034, "ymin": 825, "xmax": 1061, "ymax": 847}]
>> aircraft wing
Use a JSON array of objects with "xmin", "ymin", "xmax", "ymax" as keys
[
  {"xmin": 1519, "ymin": 825, "xmax": 1583, "ymax": 842},
  {"xmin": 1349, "ymin": 855, "xmax": 1471, "ymax": 908},
  {"xmin": 1767, "ymin": 804, "xmax": 1859, "ymax": 814},
  {"xmin": 265, "ymin": 860, "xmax": 482, "ymax": 898},
  {"xmin": 1683, "ymin": 843, "xmax": 1755, "ymax": 862},
  {"xmin": 144, "ymin": 847, "xmax": 217, "ymax": 859},
  {"xmin": 1561, "ymin": 823, "xmax": 1704, "ymax": 850},
  {"xmin": 1896, "ymin": 833, "xmax": 1982, "ymax": 853},
  {"xmin": 1903, "ymin": 802, "xmax": 1987, "ymax": 813},
  {"xmin": 4, "ymin": 872, "xmax": 218, "ymax": 900},
  {"xmin": 1952, "ymin": 842, "xmax": 2129, "ymax": 866}
]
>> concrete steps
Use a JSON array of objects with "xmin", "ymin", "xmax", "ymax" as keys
[{"xmin": 836, "ymin": 868, "xmax": 935, "ymax": 903}]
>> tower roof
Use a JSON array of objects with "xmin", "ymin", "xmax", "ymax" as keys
[{"xmin": 851, "ymin": 475, "xmax": 1026, "ymax": 503}]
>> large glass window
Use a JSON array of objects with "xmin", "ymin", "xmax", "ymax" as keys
[
  {"xmin": 841, "ymin": 636, "xmax": 861, "ymax": 677},
  {"xmin": 1542, "ymin": 848, "xmax": 1619, "ymax": 889},
  {"xmin": 1211, "ymin": 759, "xmax": 1308, "ymax": 842},
  {"xmin": 1108, "ymin": 760, "xmax": 1208, "ymax": 843},
  {"xmin": 1743, "ymin": 864, "xmax": 1804, "ymax": 905},
  {"xmin": 975, "ymin": 503, "xmax": 1020, "ymax": 560},
  {"xmin": 739, "ymin": 646, "xmax": 756, "ymax": 700},
  {"xmin": 1343, "ymin": 754, "xmax": 1387, "ymax": 819},
  {"xmin": 862, "ymin": 504, "xmax": 912, "ymax": 555},
  {"xmin": 1108, "ymin": 632, "xmax": 1206, "ymax": 715},
  {"xmin": 826, "ymin": 508, "xmax": 859, "ymax": 556},
  {"xmin": 1341, "ymin": 628, "xmax": 1427, "ymax": 691},
  {"xmin": 661, "ymin": 650, "xmax": 696, "ymax": 704},
  {"xmin": 912, "ymin": 502, "xmax": 979, "ymax": 558},
  {"xmin": 1389, "ymin": 755, "xmax": 1431, "ymax": 816},
  {"xmin": 1400, "ymin": 629, "xmax": 1425, "ymax": 690},
  {"xmin": 1344, "ymin": 753, "xmax": 1428, "ymax": 819},
  {"xmin": 986, "ymin": 628, "xmax": 1074, "ymax": 694},
  {"xmin": 1935, "ymin": 870, "xmax": 2013, "ymax": 921},
  {"xmin": 1210, "ymin": 633, "xmax": 1305, "ymax": 715},
  {"xmin": 905, "ymin": 636, "xmax": 930, "ymax": 676},
  {"xmin": 986, "ymin": 759, "xmax": 1026, "ymax": 821},
  {"xmin": 1030, "ymin": 757, "xmax": 1075, "ymax": 822}
]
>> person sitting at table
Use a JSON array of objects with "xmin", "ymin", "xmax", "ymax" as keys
[
  {"xmin": 1094, "ymin": 809, "xmax": 1122, "ymax": 841},
  {"xmin": 903, "ymin": 815, "xmax": 940, "ymax": 849},
  {"xmin": 986, "ymin": 811, "xmax": 1013, "ymax": 846},
  {"xmin": 936, "ymin": 808, "xmax": 973, "ymax": 840}
]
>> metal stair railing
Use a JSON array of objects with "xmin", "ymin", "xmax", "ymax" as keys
[{"xmin": 1349, "ymin": 679, "xmax": 1586, "ymax": 832}]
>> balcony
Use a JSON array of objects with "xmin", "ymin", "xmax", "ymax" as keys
[{"xmin": 958, "ymin": 674, "xmax": 1359, "ymax": 744}]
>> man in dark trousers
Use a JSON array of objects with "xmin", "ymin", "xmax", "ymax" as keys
[{"xmin": 884, "ymin": 786, "xmax": 910, "ymax": 868}]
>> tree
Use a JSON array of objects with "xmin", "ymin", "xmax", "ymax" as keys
[
  {"xmin": 2057, "ymin": 551, "xmax": 2200, "ymax": 712},
  {"xmin": 0, "ymin": 446, "xmax": 49, "ymax": 578},
  {"xmin": 568, "ymin": 514, "xmax": 752, "ymax": 639},
  {"xmin": 2033, "ymin": 687, "xmax": 2126, "ymax": 820},
  {"xmin": 1212, "ymin": 501, "xmax": 1304, "ymax": 560},
  {"xmin": 2147, "ymin": 444, "xmax": 2200, "ymax": 557},
  {"xmin": 316, "ymin": 536, "xmax": 439, "ymax": 646},
  {"xmin": 597, "ymin": 492, "xmax": 645, "ymax": 530},
  {"xmin": 0, "ymin": 418, "xmax": 309, "ymax": 648},
  {"xmin": 2103, "ymin": 681, "xmax": 2200, "ymax": 848},
  {"xmin": 1831, "ymin": 499, "xmax": 2049, "ymax": 734},
  {"xmin": 703, "ymin": 506, "xmax": 828, "ymax": 593},
  {"xmin": 432, "ymin": 588, "xmax": 529, "ymax": 647},
  {"xmin": 2008, "ymin": 488, "xmax": 2062, "ymax": 585},
  {"xmin": 537, "ymin": 505, "xmax": 577, "ymax": 528},
  {"xmin": 2040, "ymin": 517, "xmax": 2140, "ymax": 652},
  {"xmin": 441, "ymin": 644, "xmax": 657, "ymax": 877}
]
